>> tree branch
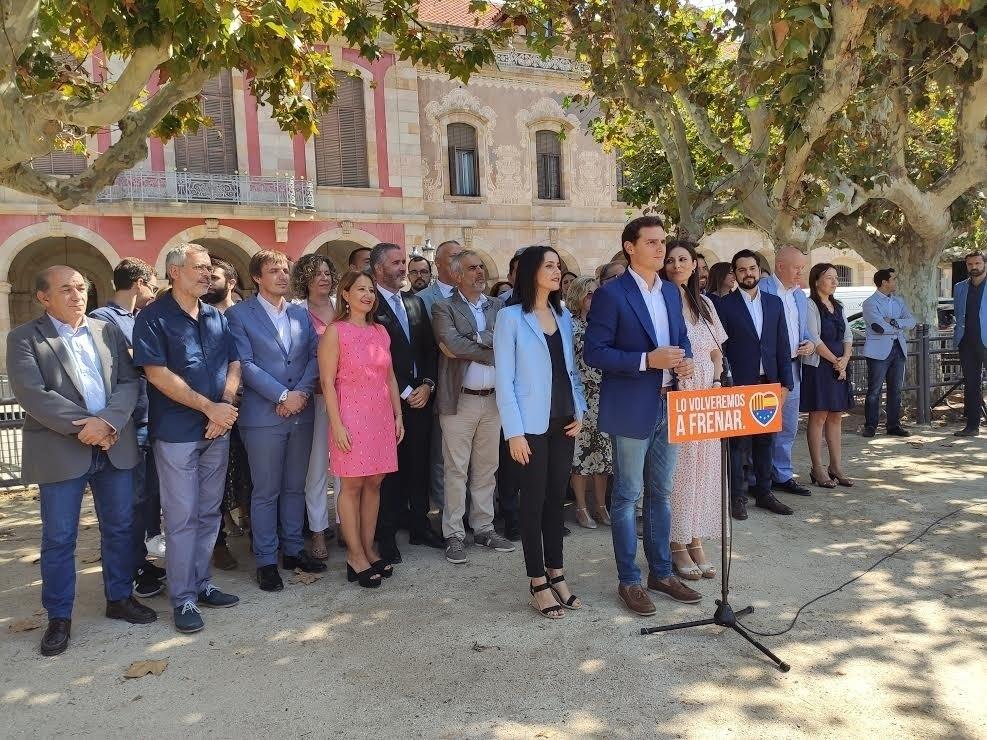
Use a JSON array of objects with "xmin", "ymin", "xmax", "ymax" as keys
[{"xmin": 0, "ymin": 0, "xmax": 39, "ymax": 71}]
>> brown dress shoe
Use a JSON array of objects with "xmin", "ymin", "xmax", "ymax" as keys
[
  {"xmin": 647, "ymin": 573, "xmax": 703, "ymax": 604},
  {"xmin": 212, "ymin": 543, "xmax": 238, "ymax": 571},
  {"xmin": 754, "ymin": 492, "xmax": 794, "ymax": 515},
  {"xmin": 618, "ymin": 583, "xmax": 656, "ymax": 616}
]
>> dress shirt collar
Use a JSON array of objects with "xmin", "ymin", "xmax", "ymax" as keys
[
  {"xmin": 742, "ymin": 287, "xmax": 761, "ymax": 305},
  {"xmin": 459, "ymin": 291, "xmax": 487, "ymax": 310},
  {"xmin": 628, "ymin": 267, "xmax": 662, "ymax": 294},
  {"xmin": 258, "ymin": 292, "xmax": 288, "ymax": 315},
  {"xmin": 48, "ymin": 313, "xmax": 91, "ymax": 337},
  {"xmin": 772, "ymin": 274, "xmax": 796, "ymax": 295},
  {"xmin": 375, "ymin": 283, "xmax": 401, "ymax": 305},
  {"xmin": 436, "ymin": 279, "xmax": 455, "ymax": 298}
]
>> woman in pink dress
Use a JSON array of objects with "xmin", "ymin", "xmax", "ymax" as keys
[
  {"xmin": 661, "ymin": 240, "xmax": 727, "ymax": 581},
  {"xmin": 318, "ymin": 271, "xmax": 403, "ymax": 588}
]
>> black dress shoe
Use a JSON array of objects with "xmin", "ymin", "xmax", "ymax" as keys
[
  {"xmin": 378, "ymin": 537, "xmax": 402, "ymax": 564},
  {"xmin": 106, "ymin": 596, "xmax": 158, "ymax": 624},
  {"xmin": 256, "ymin": 564, "xmax": 284, "ymax": 592},
  {"xmin": 503, "ymin": 521, "xmax": 521, "ymax": 542},
  {"xmin": 40, "ymin": 618, "xmax": 71, "ymax": 656},
  {"xmin": 772, "ymin": 478, "xmax": 811, "ymax": 497},
  {"xmin": 861, "ymin": 426, "xmax": 876, "ymax": 438},
  {"xmin": 755, "ymin": 492, "xmax": 794, "ymax": 515},
  {"xmin": 408, "ymin": 528, "xmax": 445, "ymax": 549},
  {"xmin": 730, "ymin": 496, "xmax": 748, "ymax": 520},
  {"xmin": 954, "ymin": 426, "xmax": 980, "ymax": 437},
  {"xmin": 886, "ymin": 426, "xmax": 911, "ymax": 437},
  {"xmin": 283, "ymin": 550, "xmax": 328, "ymax": 573}
]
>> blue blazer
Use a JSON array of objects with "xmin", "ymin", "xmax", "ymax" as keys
[
  {"xmin": 715, "ymin": 289, "xmax": 794, "ymax": 389},
  {"xmin": 494, "ymin": 305, "xmax": 587, "ymax": 439},
  {"xmin": 758, "ymin": 275, "xmax": 810, "ymax": 346},
  {"xmin": 954, "ymin": 278, "xmax": 987, "ymax": 349},
  {"xmin": 583, "ymin": 271, "xmax": 692, "ymax": 440},
  {"xmin": 226, "ymin": 297, "xmax": 319, "ymax": 428}
]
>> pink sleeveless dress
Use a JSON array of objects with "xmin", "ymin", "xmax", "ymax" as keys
[{"xmin": 330, "ymin": 321, "xmax": 399, "ymax": 477}]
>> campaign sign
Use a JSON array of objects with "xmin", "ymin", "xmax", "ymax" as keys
[{"xmin": 668, "ymin": 383, "xmax": 784, "ymax": 443}]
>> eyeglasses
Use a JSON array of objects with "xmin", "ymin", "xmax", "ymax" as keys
[{"xmin": 408, "ymin": 269, "xmax": 431, "ymax": 277}]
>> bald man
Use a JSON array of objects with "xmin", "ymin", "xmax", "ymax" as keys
[{"xmin": 759, "ymin": 246, "xmax": 815, "ymax": 497}]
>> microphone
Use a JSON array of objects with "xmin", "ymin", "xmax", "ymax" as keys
[{"xmin": 682, "ymin": 287, "xmax": 733, "ymax": 387}]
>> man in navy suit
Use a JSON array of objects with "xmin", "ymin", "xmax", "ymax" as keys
[
  {"xmin": 953, "ymin": 251, "xmax": 986, "ymax": 436},
  {"xmin": 585, "ymin": 216, "xmax": 701, "ymax": 617},
  {"xmin": 226, "ymin": 250, "xmax": 325, "ymax": 593},
  {"xmin": 716, "ymin": 250, "xmax": 795, "ymax": 520}
]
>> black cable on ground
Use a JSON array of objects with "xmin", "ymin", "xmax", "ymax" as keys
[{"xmin": 737, "ymin": 502, "xmax": 982, "ymax": 638}]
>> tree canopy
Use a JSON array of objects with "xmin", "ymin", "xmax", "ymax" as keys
[{"xmin": 0, "ymin": 0, "xmax": 510, "ymax": 207}]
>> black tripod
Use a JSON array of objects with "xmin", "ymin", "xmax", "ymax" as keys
[{"xmin": 640, "ymin": 364, "xmax": 791, "ymax": 672}]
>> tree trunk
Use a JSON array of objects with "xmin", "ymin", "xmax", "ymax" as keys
[{"xmin": 893, "ymin": 241, "xmax": 943, "ymax": 327}]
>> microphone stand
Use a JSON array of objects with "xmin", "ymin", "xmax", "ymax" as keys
[{"xmin": 640, "ymin": 289, "xmax": 790, "ymax": 673}]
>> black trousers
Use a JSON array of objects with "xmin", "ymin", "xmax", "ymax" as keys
[
  {"xmin": 959, "ymin": 337, "xmax": 986, "ymax": 427},
  {"xmin": 730, "ymin": 432, "xmax": 773, "ymax": 499},
  {"xmin": 496, "ymin": 431, "xmax": 521, "ymax": 523},
  {"xmin": 518, "ymin": 417, "xmax": 575, "ymax": 578},
  {"xmin": 379, "ymin": 401, "xmax": 433, "ymax": 538}
]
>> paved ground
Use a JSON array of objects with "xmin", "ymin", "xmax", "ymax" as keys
[{"xmin": 1, "ymin": 418, "xmax": 985, "ymax": 739}]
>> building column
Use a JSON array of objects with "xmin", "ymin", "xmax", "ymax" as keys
[{"xmin": 0, "ymin": 281, "xmax": 12, "ymax": 373}]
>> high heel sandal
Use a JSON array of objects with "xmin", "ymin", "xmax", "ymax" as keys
[
  {"xmin": 370, "ymin": 559, "xmax": 393, "ymax": 578},
  {"xmin": 594, "ymin": 506, "xmax": 612, "ymax": 527},
  {"xmin": 547, "ymin": 573, "xmax": 582, "ymax": 609},
  {"xmin": 346, "ymin": 562, "xmax": 381, "ymax": 588},
  {"xmin": 686, "ymin": 544, "xmax": 716, "ymax": 579},
  {"xmin": 671, "ymin": 546, "xmax": 702, "ymax": 581},
  {"xmin": 575, "ymin": 507, "xmax": 597, "ymax": 529},
  {"xmin": 809, "ymin": 469, "xmax": 837, "ymax": 489},
  {"xmin": 529, "ymin": 580, "xmax": 564, "ymax": 619},
  {"xmin": 828, "ymin": 468, "xmax": 854, "ymax": 487}
]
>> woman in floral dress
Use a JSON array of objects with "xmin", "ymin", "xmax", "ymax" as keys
[
  {"xmin": 661, "ymin": 241, "xmax": 727, "ymax": 580},
  {"xmin": 567, "ymin": 277, "xmax": 613, "ymax": 529}
]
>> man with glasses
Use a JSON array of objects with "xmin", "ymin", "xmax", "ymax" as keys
[
  {"xmin": 408, "ymin": 255, "xmax": 433, "ymax": 293},
  {"xmin": 90, "ymin": 259, "xmax": 165, "ymax": 600}
]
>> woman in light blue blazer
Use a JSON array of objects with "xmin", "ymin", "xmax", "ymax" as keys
[{"xmin": 494, "ymin": 246, "xmax": 587, "ymax": 620}]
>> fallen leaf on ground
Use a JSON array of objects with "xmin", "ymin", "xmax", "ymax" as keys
[
  {"xmin": 124, "ymin": 659, "xmax": 168, "ymax": 679},
  {"xmin": 8, "ymin": 617, "xmax": 44, "ymax": 632},
  {"xmin": 80, "ymin": 552, "xmax": 101, "ymax": 564},
  {"xmin": 290, "ymin": 569, "xmax": 321, "ymax": 585},
  {"xmin": 908, "ymin": 441, "xmax": 924, "ymax": 448}
]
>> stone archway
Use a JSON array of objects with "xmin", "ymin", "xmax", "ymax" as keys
[
  {"xmin": 190, "ymin": 238, "xmax": 256, "ymax": 297},
  {"xmin": 312, "ymin": 239, "xmax": 369, "ymax": 278},
  {"xmin": 7, "ymin": 237, "xmax": 115, "ymax": 329}
]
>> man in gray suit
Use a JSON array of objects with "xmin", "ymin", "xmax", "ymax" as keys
[
  {"xmin": 432, "ymin": 250, "xmax": 515, "ymax": 564},
  {"xmin": 7, "ymin": 266, "xmax": 156, "ymax": 656},
  {"xmin": 226, "ymin": 250, "xmax": 324, "ymax": 592}
]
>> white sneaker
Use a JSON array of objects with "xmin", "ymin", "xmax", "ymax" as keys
[{"xmin": 145, "ymin": 534, "xmax": 166, "ymax": 558}]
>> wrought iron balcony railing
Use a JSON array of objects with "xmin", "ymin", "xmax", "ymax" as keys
[{"xmin": 97, "ymin": 171, "xmax": 315, "ymax": 211}]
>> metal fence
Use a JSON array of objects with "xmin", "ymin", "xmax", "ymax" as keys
[
  {"xmin": 0, "ymin": 375, "xmax": 26, "ymax": 488},
  {"xmin": 96, "ymin": 171, "xmax": 316, "ymax": 211}
]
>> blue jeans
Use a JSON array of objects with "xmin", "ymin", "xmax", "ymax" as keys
[
  {"xmin": 132, "ymin": 426, "xmax": 162, "ymax": 568},
  {"xmin": 865, "ymin": 344, "xmax": 906, "ymax": 429},
  {"xmin": 771, "ymin": 361, "xmax": 801, "ymax": 483},
  {"xmin": 610, "ymin": 396, "xmax": 678, "ymax": 585},
  {"xmin": 39, "ymin": 451, "xmax": 136, "ymax": 619}
]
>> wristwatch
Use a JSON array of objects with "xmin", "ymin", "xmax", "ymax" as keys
[
  {"xmin": 278, "ymin": 390, "xmax": 289, "ymax": 404},
  {"xmin": 422, "ymin": 379, "xmax": 436, "ymax": 390}
]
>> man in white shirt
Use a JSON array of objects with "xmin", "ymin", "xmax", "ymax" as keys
[
  {"xmin": 759, "ymin": 246, "xmax": 814, "ymax": 496},
  {"xmin": 431, "ymin": 250, "xmax": 515, "ymax": 564}
]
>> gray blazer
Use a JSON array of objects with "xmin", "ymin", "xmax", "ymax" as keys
[
  {"xmin": 6, "ymin": 315, "xmax": 140, "ymax": 484},
  {"xmin": 431, "ymin": 292, "xmax": 504, "ymax": 416},
  {"xmin": 804, "ymin": 299, "xmax": 853, "ymax": 367},
  {"xmin": 417, "ymin": 282, "xmax": 454, "ymax": 319}
]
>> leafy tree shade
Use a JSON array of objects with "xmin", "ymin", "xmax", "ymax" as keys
[
  {"xmin": 0, "ymin": 0, "xmax": 510, "ymax": 208},
  {"xmin": 505, "ymin": 0, "xmax": 987, "ymax": 321}
]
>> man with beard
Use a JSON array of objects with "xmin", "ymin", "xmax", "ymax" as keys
[
  {"xmin": 408, "ymin": 255, "xmax": 433, "ymax": 293},
  {"xmin": 953, "ymin": 251, "xmax": 987, "ymax": 436},
  {"xmin": 134, "ymin": 244, "xmax": 242, "ymax": 633},
  {"xmin": 714, "ymin": 249, "xmax": 795, "ymax": 520},
  {"xmin": 203, "ymin": 258, "xmax": 237, "ymax": 311},
  {"xmin": 697, "ymin": 254, "xmax": 710, "ymax": 294}
]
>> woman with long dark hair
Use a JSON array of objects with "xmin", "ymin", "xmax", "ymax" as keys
[
  {"xmin": 801, "ymin": 263, "xmax": 854, "ymax": 488},
  {"xmin": 660, "ymin": 240, "xmax": 727, "ymax": 579},
  {"xmin": 318, "ymin": 271, "xmax": 404, "ymax": 587},
  {"xmin": 494, "ymin": 246, "xmax": 587, "ymax": 619},
  {"xmin": 706, "ymin": 262, "xmax": 736, "ymax": 306}
]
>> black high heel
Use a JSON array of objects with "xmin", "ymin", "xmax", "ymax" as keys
[
  {"xmin": 529, "ymin": 579, "xmax": 563, "ymax": 619},
  {"xmin": 346, "ymin": 562, "xmax": 381, "ymax": 588},
  {"xmin": 809, "ymin": 469, "xmax": 837, "ymax": 489},
  {"xmin": 828, "ymin": 468, "xmax": 854, "ymax": 487},
  {"xmin": 370, "ymin": 559, "xmax": 393, "ymax": 578},
  {"xmin": 547, "ymin": 573, "xmax": 581, "ymax": 610}
]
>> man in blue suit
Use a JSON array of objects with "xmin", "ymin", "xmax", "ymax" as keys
[
  {"xmin": 716, "ymin": 250, "xmax": 795, "ymax": 520},
  {"xmin": 759, "ymin": 246, "xmax": 814, "ymax": 496},
  {"xmin": 953, "ymin": 251, "xmax": 986, "ymax": 436},
  {"xmin": 861, "ymin": 268, "xmax": 916, "ymax": 437},
  {"xmin": 585, "ymin": 216, "xmax": 701, "ymax": 617},
  {"xmin": 226, "ymin": 250, "xmax": 325, "ymax": 593}
]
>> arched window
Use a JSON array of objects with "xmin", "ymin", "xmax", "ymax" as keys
[
  {"xmin": 314, "ymin": 73, "xmax": 369, "ymax": 188},
  {"xmin": 535, "ymin": 130, "xmax": 563, "ymax": 200},
  {"xmin": 834, "ymin": 265, "xmax": 853, "ymax": 285},
  {"xmin": 447, "ymin": 123, "xmax": 479, "ymax": 197},
  {"xmin": 174, "ymin": 70, "xmax": 238, "ymax": 174}
]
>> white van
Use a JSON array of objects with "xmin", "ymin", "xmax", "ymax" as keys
[{"xmin": 801, "ymin": 287, "xmax": 873, "ymax": 318}]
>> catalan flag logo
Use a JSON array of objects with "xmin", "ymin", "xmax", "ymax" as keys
[{"xmin": 749, "ymin": 391, "xmax": 780, "ymax": 427}]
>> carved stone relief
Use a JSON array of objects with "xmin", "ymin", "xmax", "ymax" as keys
[
  {"xmin": 488, "ymin": 145, "xmax": 529, "ymax": 204},
  {"xmin": 572, "ymin": 150, "xmax": 608, "ymax": 207}
]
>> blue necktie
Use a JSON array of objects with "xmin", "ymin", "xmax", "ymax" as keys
[{"xmin": 392, "ymin": 294, "xmax": 410, "ymax": 341}]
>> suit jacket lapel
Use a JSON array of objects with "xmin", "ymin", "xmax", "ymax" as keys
[
  {"xmin": 378, "ymin": 292, "xmax": 410, "ymax": 349},
  {"xmin": 733, "ymin": 290, "xmax": 759, "ymax": 339},
  {"xmin": 251, "ymin": 298, "xmax": 288, "ymax": 357},
  {"xmin": 521, "ymin": 311, "xmax": 549, "ymax": 352},
  {"xmin": 619, "ymin": 272, "xmax": 659, "ymax": 348},
  {"xmin": 451, "ymin": 293, "xmax": 480, "ymax": 333},
  {"xmin": 36, "ymin": 317, "xmax": 87, "ymax": 402}
]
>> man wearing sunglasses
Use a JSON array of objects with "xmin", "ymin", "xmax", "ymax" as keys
[{"xmin": 90, "ymin": 259, "xmax": 165, "ymax": 601}]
